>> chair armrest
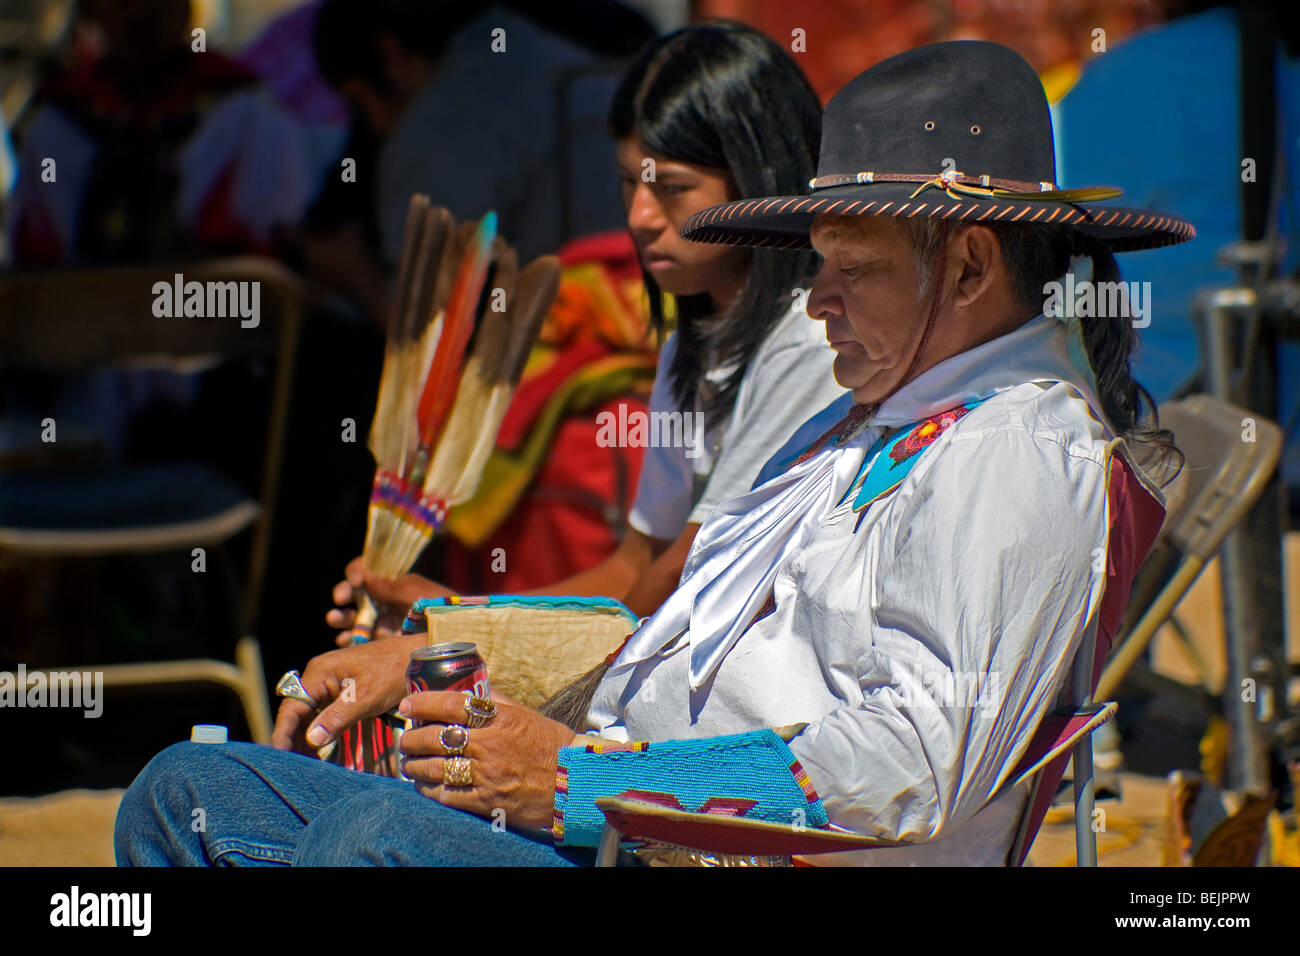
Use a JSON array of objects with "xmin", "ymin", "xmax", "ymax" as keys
[
  {"xmin": 595, "ymin": 794, "xmax": 904, "ymax": 858},
  {"xmin": 595, "ymin": 702, "xmax": 1118, "ymax": 863},
  {"xmin": 1006, "ymin": 701, "xmax": 1117, "ymax": 791}
]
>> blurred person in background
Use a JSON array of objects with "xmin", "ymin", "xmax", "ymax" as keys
[
  {"xmin": 0, "ymin": 0, "xmax": 309, "ymax": 479},
  {"xmin": 4, "ymin": 0, "xmax": 307, "ymax": 266},
  {"xmin": 283, "ymin": 0, "xmax": 654, "ymax": 326}
]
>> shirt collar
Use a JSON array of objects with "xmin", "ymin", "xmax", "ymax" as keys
[{"xmin": 871, "ymin": 314, "xmax": 1105, "ymax": 428}]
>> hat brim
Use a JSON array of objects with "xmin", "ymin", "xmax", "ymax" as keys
[{"xmin": 680, "ymin": 182, "xmax": 1195, "ymax": 253}]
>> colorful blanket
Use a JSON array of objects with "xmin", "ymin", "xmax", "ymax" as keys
[{"xmin": 445, "ymin": 232, "xmax": 660, "ymax": 546}]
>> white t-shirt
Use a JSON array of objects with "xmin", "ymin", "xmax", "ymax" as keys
[{"xmin": 627, "ymin": 304, "xmax": 845, "ymax": 541}]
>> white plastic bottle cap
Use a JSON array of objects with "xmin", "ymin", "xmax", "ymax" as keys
[{"xmin": 191, "ymin": 724, "xmax": 228, "ymax": 744}]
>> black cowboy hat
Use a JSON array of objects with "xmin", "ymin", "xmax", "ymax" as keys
[{"xmin": 681, "ymin": 41, "xmax": 1194, "ymax": 253}]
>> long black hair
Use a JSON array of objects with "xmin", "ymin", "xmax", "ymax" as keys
[
  {"xmin": 904, "ymin": 217, "xmax": 1181, "ymax": 480},
  {"xmin": 541, "ymin": 24, "xmax": 821, "ymax": 731},
  {"xmin": 608, "ymin": 21, "xmax": 822, "ymax": 431},
  {"xmin": 1071, "ymin": 239, "xmax": 1181, "ymax": 479}
]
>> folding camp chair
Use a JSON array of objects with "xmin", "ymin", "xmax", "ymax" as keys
[
  {"xmin": 0, "ymin": 257, "xmax": 300, "ymax": 743},
  {"xmin": 595, "ymin": 441, "xmax": 1169, "ymax": 866},
  {"xmin": 1096, "ymin": 395, "xmax": 1281, "ymax": 701}
]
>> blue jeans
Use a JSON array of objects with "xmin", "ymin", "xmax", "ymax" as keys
[{"xmin": 114, "ymin": 741, "xmax": 594, "ymax": 866}]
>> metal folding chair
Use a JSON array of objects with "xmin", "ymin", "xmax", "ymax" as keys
[
  {"xmin": 0, "ymin": 256, "xmax": 300, "ymax": 743},
  {"xmin": 1097, "ymin": 395, "xmax": 1281, "ymax": 703}
]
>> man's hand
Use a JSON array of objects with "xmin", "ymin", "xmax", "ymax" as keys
[
  {"xmin": 271, "ymin": 634, "xmax": 426, "ymax": 753},
  {"xmin": 397, "ymin": 692, "xmax": 576, "ymax": 832},
  {"xmin": 326, "ymin": 555, "xmax": 455, "ymax": 647}
]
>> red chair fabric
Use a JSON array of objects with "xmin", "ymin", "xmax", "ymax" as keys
[{"xmin": 1012, "ymin": 451, "xmax": 1166, "ymax": 865}]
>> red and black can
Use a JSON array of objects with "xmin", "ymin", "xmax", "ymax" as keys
[{"xmin": 406, "ymin": 642, "xmax": 490, "ymax": 704}]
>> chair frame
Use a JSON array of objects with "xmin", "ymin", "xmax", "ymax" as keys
[
  {"xmin": 0, "ymin": 256, "xmax": 301, "ymax": 743},
  {"xmin": 1097, "ymin": 395, "xmax": 1282, "ymax": 702}
]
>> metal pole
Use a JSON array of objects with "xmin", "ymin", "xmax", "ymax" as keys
[
  {"xmin": 1198, "ymin": 288, "xmax": 1270, "ymax": 793},
  {"xmin": 1072, "ymin": 620, "xmax": 1099, "ymax": 866}
]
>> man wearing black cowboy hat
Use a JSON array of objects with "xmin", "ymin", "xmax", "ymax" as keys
[{"xmin": 118, "ymin": 41, "xmax": 1191, "ymax": 868}]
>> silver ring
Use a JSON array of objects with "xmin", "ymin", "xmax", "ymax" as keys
[
  {"xmin": 275, "ymin": 670, "xmax": 319, "ymax": 708},
  {"xmin": 439, "ymin": 724, "xmax": 469, "ymax": 757}
]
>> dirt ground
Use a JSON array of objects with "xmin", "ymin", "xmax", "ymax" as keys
[{"xmin": 0, "ymin": 779, "xmax": 1163, "ymax": 867}]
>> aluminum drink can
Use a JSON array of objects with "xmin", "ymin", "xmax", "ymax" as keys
[{"xmin": 406, "ymin": 642, "xmax": 491, "ymax": 704}]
